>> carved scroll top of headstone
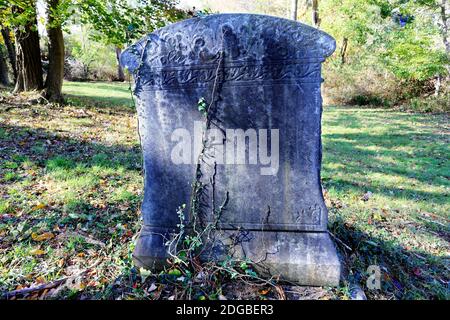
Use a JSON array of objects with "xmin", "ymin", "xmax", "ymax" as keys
[{"xmin": 121, "ymin": 14, "xmax": 335, "ymax": 90}]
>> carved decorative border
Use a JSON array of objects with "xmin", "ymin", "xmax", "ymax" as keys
[{"xmin": 139, "ymin": 61, "xmax": 322, "ymax": 90}]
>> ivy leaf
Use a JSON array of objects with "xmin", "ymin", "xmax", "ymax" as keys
[
  {"xmin": 197, "ymin": 97, "xmax": 207, "ymax": 116},
  {"xmin": 168, "ymin": 268, "xmax": 182, "ymax": 276},
  {"xmin": 139, "ymin": 267, "xmax": 152, "ymax": 283},
  {"xmin": 245, "ymin": 269, "xmax": 258, "ymax": 277}
]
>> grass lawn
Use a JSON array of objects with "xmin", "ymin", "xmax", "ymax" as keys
[
  {"xmin": 62, "ymin": 81, "xmax": 135, "ymax": 109},
  {"xmin": 323, "ymin": 107, "xmax": 449, "ymax": 299},
  {"xmin": 0, "ymin": 81, "xmax": 448, "ymax": 299}
]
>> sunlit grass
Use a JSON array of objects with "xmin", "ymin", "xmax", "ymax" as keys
[
  {"xmin": 323, "ymin": 106, "xmax": 449, "ymax": 299},
  {"xmin": 62, "ymin": 81, "xmax": 134, "ymax": 109}
]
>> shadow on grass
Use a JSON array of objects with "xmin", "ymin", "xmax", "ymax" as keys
[
  {"xmin": 0, "ymin": 123, "xmax": 141, "ymax": 173},
  {"xmin": 63, "ymin": 94, "xmax": 135, "ymax": 112},
  {"xmin": 0, "ymin": 121, "xmax": 143, "ymax": 244},
  {"xmin": 330, "ymin": 215, "xmax": 449, "ymax": 300},
  {"xmin": 322, "ymin": 120, "xmax": 449, "ymax": 207}
]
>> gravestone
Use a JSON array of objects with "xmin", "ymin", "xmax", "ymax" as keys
[{"xmin": 121, "ymin": 13, "xmax": 341, "ymax": 286}]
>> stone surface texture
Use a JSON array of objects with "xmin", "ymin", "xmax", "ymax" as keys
[{"xmin": 121, "ymin": 13, "xmax": 341, "ymax": 286}]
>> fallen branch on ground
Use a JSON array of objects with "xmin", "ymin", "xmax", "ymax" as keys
[
  {"xmin": 1, "ymin": 259, "xmax": 101, "ymax": 299},
  {"xmin": 328, "ymin": 231, "xmax": 353, "ymax": 252}
]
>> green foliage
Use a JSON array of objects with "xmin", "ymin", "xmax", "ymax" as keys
[
  {"xmin": 64, "ymin": 27, "xmax": 119, "ymax": 80},
  {"xmin": 402, "ymin": 93, "xmax": 450, "ymax": 113},
  {"xmin": 1, "ymin": 0, "xmax": 72, "ymax": 31},
  {"xmin": 77, "ymin": 0, "xmax": 189, "ymax": 47},
  {"xmin": 381, "ymin": 23, "xmax": 447, "ymax": 81},
  {"xmin": 322, "ymin": 0, "xmax": 383, "ymax": 45},
  {"xmin": 320, "ymin": 0, "xmax": 448, "ymax": 105},
  {"xmin": 197, "ymin": 97, "xmax": 207, "ymax": 116},
  {"xmin": 46, "ymin": 0, "xmax": 75, "ymax": 30},
  {"xmin": 0, "ymin": 1, "xmax": 38, "ymax": 30}
]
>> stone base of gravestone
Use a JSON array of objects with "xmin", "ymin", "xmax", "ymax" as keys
[
  {"xmin": 219, "ymin": 231, "xmax": 341, "ymax": 287},
  {"xmin": 133, "ymin": 228, "xmax": 340, "ymax": 286}
]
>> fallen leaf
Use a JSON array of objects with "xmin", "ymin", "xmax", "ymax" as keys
[
  {"xmin": 32, "ymin": 203, "xmax": 46, "ymax": 211},
  {"xmin": 32, "ymin": 232, "xmax": 54, "ymax": 242},
  {"xmin": 36, "ymin": 276, "xmax": 45, "ymax": 284},
  {"xmin": 30, "ymin": 248, "xmax": 46, "ymax": 256},
  {"xmin": 259, "ymin": 288, "xmax": 270, "ymax": 295},
  {"xmin": 87, "ymin": 280, "xmax": 99, "ymax": 287},
  {"xmin": 373, "ymin": 212, "xmax": 383, "ymax": 222},
  {"xmin": 413, "ymin": 267, "xmax": 422, "ymax": 277},
  {"xmin": 148, "ymin": 283, "xmax": 157, "ymax": 292},
  {"xmin": 274, "ymin": 285, "xmax": 286, "ymax": 300},
  {"xmin": 40, "ymin": 289, "xmax": 49, "ymax": 299}
]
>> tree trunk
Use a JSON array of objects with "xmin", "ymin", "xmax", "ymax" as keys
[
  {"xmin": 13, "ymin": 43, "xmax": 24, "ymax": 93},
  {"xmin": 435, "ymin": 74, "xmax": 442, "ymax": 96},
  {"xmin": 115, "ymin": 46, "xmax": 125, "ymax": 81},
  {"xmin": 0, "ymin": 26, "xmax": 17, "ymax": 82},
  {"xmin": 312, "ymin": 0, "xmax": 321, "ymax": 28},
  {"xmin": 440, "ymin": 0, "xmax": 450, "ymax": 54},
  {"xmin": 12, "ymin": 5, "xmax": 43, "ymax": 93},
  {"xmin": 439, "ymin": 0, "xmax": 450, "ymax": 76},
  {"xmin": 0, "ymin": 46, "xmax": 9, "ymax": 85},
  {"xmin": 43, "ymin": 0, "xmax": 65, "ymax": 103},
  {"xmin": 340, "ymin": 37, "xmax": 348, "ymax": 65},
  {"xmin": 290, "ymin": 0, "xmax": 298, "ymax": 21}
]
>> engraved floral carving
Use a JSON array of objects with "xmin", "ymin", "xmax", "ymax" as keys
[{"xmin": 121, "ymin": 14, "xmax": 336, "ymax": 85}]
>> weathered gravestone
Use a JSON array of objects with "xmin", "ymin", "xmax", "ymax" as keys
[{"xmin": 121, "ymin": 13, "xmax": 341, "ymax": 286}]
